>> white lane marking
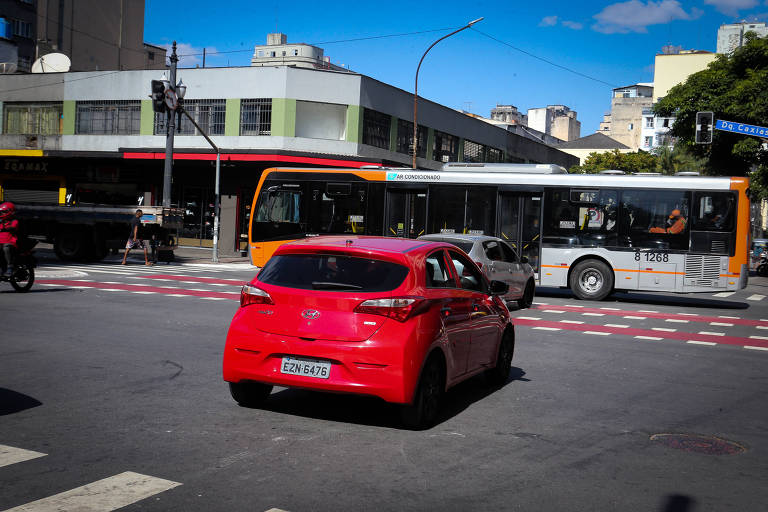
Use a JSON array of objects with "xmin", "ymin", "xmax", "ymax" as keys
[
  {"xmin": 131, "ymin": 291, "xmax": 155, "ymax": 294},
  {"xmin": 167, "ymin": 294, "xmax": 188, "ymax": 297},
  {"xmin": 710, "ymin": 322, "xmax": 734, "ymax": 327},
  {"xmin": 584, "ymin": 331, "xmax": 611, "ymax": 336},
  {"xmin": 533, "ymin": 327, "xmax": 561, "ymax": 331},
  {"xmin": 749, "ymin": 335, "xmax": 768, "ymax": 340},
  {"xmin": 747, "ymin": 294, "xmax": 765, "ymax": 301},
  {"xmin": 583, "ymin": 312, "xmax": 605, "ymax": 317},
  {"xmin": 201, "ymin": 297, "xmax": 227, "ymax": 301},
  {"xmin": 652, "ymin": 328, "xmax": 677, "ymax": 332},
  {"xmin": 102, "ymin": 289, "xmax": 122, "ymax": 292},
  {"xmin": 1, "ymin": 471, "xmax": 181, "ymax": 512},
  {"xmin": 605, "ymin": 324, "xmax": 629, "ymax": 328},
  {"xmin": 713, "ymin": 292, "xmax": 735, "ymax": 297},
  {"xmin": 665, "ymin": 319, "xmax": 689, "ymax": 323},
  {"xmin": 677, "ymin": 313, "xmax": 697, "ymax": 316},
  {"xmin": 0, "ymin": 445, "xmax": 46, "ymax": 468},
  {"xmin": 718, "ymin": 315, "xmax": 739, "ymax": 319},
  {"xmin": 756, "ymin": 326, "xmax": 768, "ymax": 330},
  {"xmin": 698, "ymin": 331, "xmax": 725, "ymax": 336},
  {"xmin": 517, "ymin": 316, "xmax": 541, "ymax": 320},
  {"xmin": 532, "ymin": 302, "xmax": 548, "ymax": 306},
  {"xmin": 559, "ymin": 320, "xmax": 584, "ymax": 324},
  {"xmin": 623, "ymin": 315, "xmax": 645, "ymax": 319},
  {"xmin": 687, "ymin": 340, "xmax": 717, "ymax": 346},
  {"xmin": 635, "ymin": 336, "xmax": 663, "ymax": 340},
  {"xmin": 564, "ymin": 304, "xmax": 584, "ymax": 308},
  {"xmin": 599, "ymin": 307, "xmax": 621, "ymax": 310},
  {"xmin": 745, "ymin": 346, "xmax": 768, "ymax": 352},
  {"xmin": 542, "ymin": 310, "xmax": 566, "ymax": 314},
  {"xmin": 638, "ymin": 310, "xmax": 659, "ymax": 313}
]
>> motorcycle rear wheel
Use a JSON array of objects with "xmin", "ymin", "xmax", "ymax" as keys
[{"xmin": 10, "ymin": 264, "xmax": 34, "ymax": 292}]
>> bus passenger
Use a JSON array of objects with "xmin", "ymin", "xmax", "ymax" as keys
[{"xmin": 650, "ymin": 209, "xmax": 686, "ymax": 234}]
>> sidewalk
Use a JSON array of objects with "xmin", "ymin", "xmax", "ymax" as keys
[{"xmin": 34, "ymin": 243, "xmax": 252, "ymax": 265}]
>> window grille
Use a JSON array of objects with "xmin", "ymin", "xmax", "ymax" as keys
[
  {"xmin": 154, "ymin": 99, "xmax": 226, "ymax": 136},
  {"xmin": 76, "ymin": 101, "xmax": 141, "ymax": 135},
  {"xmin": 463, "ymin": 139, "xmax": 485, "ymax": 163},
  {"xmin": 3, "ymin": 103, "xmax": 62, "ymax": 135},
  {"xmin": 433, "ymin": 130, "xmax": 458, "ymax": 162},
  {"xmin": 362, "ymin": 109, "xmax": 391, "ymax": 150},
  {"xmin": 486, "ymin": 147, "xmax": 503, "ymax": 163},
  {"xmin": 395, "ymin": 119, "xmax": 427, "ymax": 157},
  {"xmin": 240, "ymin": 98, "xmax": 272, "ymax": 135}
]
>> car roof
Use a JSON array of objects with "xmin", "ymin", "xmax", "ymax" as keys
[{"xmin": 419, "ymin": 233, "xmax": 503, "ymax": 243}]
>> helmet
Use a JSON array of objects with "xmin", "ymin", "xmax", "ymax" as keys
[
  {"xmin": 0, "ymin": 202, "xmax": 15, "ymax": 220},
  {"xmin": 669, "ymin": 209, "xmax": 681, "ymax": 219}
]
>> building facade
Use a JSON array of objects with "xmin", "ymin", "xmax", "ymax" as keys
[
  {"xmin": 653, "ymin": 51, "xmax": 717, "ymax": 103},
  {"xmin": 526, "ymin": 105, "xmax": 580, "ymax": 142},
  {"xmin": 717, "ymin": 22, "xmax": 768, "ymax": 54},
  {"xmin": 251, "ymin": 33, "xmax": 345, "ymax": 71},
  {"xmin": 490, "ymin": 104, "xmax": 527, "ymax": 125},
  {"xmin": 0, "ymin": 0, "xmax": 163, "ymax": 73},
  {"xmin": 601, "ymin": 84, "xmax": 653, "ymax": 151},
  {"xmin": 0, "ymin": 65, "xmax": 577, "ymax": 255}
]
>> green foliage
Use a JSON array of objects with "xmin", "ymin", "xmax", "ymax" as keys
[
  {"xmin": 653, "ymin": 35, "xmax": 768, "ymax": 184},
  {"xmin": 568, "ymin": 149, "xmax": 658, "ymax": 174},
  {"xmin": 653, "ymin": 144, "xmax": 707, "ymax": 174}
]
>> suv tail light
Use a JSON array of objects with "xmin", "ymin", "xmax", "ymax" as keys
[
  {"xmin": 240, "ymin": 284, "xmax": 274, "ymax": 307},
  {"xmin": 354, "ymin": 297, "xmax": 425, "ymax": 322}
]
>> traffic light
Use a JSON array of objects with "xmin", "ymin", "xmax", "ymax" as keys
[
  {"xmin": 695, "ymin": 111, "xmax": 714, "ymax": 144},
  {"xmin": 150, "ymin": 80, "xmax": 166, "ymax": 113}
]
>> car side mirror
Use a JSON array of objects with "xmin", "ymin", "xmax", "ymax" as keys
[
  {"xmin": 520, "ymin": 256, "xmax": 528, "ymax": 264},
  {"xmin": 489, "ymin": 280, "xmax": 509, "ymax": 296}
]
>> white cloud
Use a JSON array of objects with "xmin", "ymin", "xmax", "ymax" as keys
[
  {"xmin": 539, "ymin": 15, "xmax": 558, "ymax": 27},
  {"xmin": 562, "ymin": 20, "xmax": 584, "ymax": 29},
  {"xmin": 704, "ymin": 0, "xmax": 758, "ymax": 16},
  {"xmin": 592, "ymin": 0, "xmax": 702, "ymax": 34}
]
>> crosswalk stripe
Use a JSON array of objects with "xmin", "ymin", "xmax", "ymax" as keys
[
  {"xmin": 713, "ymin": 292, "xmax": 735, "ymax": 297},
  {"xmin": 745, "ymin": 346, "xmax": 768, "ymax": 352},
  {"xmin": 0, "ymin": 445, "xmax": 46, "ymax": 468},
  {"xmin": 747, "ymin": 294, "xmax": 765, "ymax": 301},
  {"xmin": 687, "ymin": 340, "xmax": 717, "ymax": 346},
  {"xmin": 584, "ymin": 331, "xmax": 610, "ymax": 336},
  {"xmin": 2, "ymin": 471, "xmax": 181, "ymax": 512}
]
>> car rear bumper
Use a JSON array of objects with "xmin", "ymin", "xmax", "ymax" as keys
[{"xmin": 223, "ymin": 323, "xmax": 414, "ymax": 404}]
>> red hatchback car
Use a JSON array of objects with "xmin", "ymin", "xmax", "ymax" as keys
[{"xmin": 223, "ymin": 236, "xmax": 515, "ymax": 429}]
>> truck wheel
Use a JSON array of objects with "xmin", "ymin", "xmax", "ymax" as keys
[
  {"xmin": 569, "ymin": 259, "xmax": 614, "ymax": 301},
  {"xmin": 54, "ymin": 229, "xmax": 85, "ymax": 261}
]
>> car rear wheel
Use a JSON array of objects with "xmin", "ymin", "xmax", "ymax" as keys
[
  {"xmin": 228, "ymin": 381, "xmax": 273, "ymax": 408},
  {"xmin": 485, "ymin": 330, "xmax": 515, "ymax": 386},
  {"xmin": 517, "ymin": 279, "xmax": 535, "ymax": 309},
  {"xmin": 400, "ymin": 357, "xmax": 444, "ymax": 430}
]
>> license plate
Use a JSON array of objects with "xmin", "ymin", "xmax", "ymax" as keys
[{"xmin": 280, "ymin": 356, "xmax": 331, "ymax": 379}]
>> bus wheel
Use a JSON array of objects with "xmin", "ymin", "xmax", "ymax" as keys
[{"xmin": 570, "ymin": 260, "xmax": 614, "ymax": 301}]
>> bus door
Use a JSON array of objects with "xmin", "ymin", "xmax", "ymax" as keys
[
  {"xmin": 385, "ymin": 185, "xmax": 426, "ymax": 238},
  {"xmin": 499, "ymin": 191, "xmax": 542, "ymax": 273}
]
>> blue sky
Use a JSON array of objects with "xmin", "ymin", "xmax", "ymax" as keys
[{"xmin": 144, "ymin": 0, "xmax": 768, "ymax": 135}]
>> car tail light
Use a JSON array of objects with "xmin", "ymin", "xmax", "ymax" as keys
[
  {"xmin": 240, "ymin": 284, "xmax": 274, "ymax": 307},
  {"xmin": 354, "ymin": 297, "xmax": 425, "ymax": 322}
]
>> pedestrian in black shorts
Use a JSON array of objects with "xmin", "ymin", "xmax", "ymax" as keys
[{"xmin": 122, "ymin": 209, "xmax": 152, "ymax": 265}]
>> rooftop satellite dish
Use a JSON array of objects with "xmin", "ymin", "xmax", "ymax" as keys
[{"xmin": 31, "ymin": 53, "xmax": 71, "ymax": 73}]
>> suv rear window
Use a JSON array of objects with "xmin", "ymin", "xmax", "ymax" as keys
[{"xmin": 258, "ymin": 254, "xmax": 409, "ymax": 292}]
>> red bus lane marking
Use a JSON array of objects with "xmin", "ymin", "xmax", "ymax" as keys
[
  {"xmin": 513, "ymin": 318, "xmax": 768, "ymax": 349},
  {"xmin": 36, "ymin": 279, "xmax": 239, "ymax": 300},
  {"xmin": 531, "ymin": 304, "xmax": 768, "ymax": 328},
  {"xmin": 137, "ymin": 275, "xmax": 247, "ymax": 286}
]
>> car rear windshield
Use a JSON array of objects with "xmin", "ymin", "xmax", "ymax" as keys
[{"xmin": 258, "ymin": 254, "xmax": 409, "ymax": 292}]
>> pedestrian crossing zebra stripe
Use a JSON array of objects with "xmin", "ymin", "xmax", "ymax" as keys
[
  {"xmin": 0, "ymin": 445, "xmax": 46, "ymax": 468},
  {"xmin": 2, "ymin": 471, "xmax": 181, "ymax": 512}
]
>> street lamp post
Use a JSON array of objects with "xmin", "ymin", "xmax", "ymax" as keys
[
  {"xmin": 162, "ymin": 41, "xmax": 179, "ymax": 207},
  {"xmin": 412, "ymin": 17, "xmax": 483, "ymax": 169}
]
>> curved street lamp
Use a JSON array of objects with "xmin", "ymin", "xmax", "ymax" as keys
[{"xmin": 412, "ymin": 17, "xmax": 483, "ymax": 169}]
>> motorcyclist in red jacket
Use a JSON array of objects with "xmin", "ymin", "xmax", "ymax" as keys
[{"xmin": 0, "ymin": 202, "xmax": 19, "ymax": 277}]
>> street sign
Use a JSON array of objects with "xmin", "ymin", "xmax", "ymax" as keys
[{"xmin": 715, "ymin": 119, "xmax": 768, "ymax": 137}]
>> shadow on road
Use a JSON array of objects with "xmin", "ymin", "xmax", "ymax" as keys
[
  {"xmin": 0, "ymin": 288, "xmax": 74, "ymax": 294},
  {"xmin": 533, "ymin": 286, "xmax": 749, "ymax": 310},
  {"xmin": 660, "ymin": 494, "xmax": 697, "ymax": 512},
  {"xmin": 247, "ymin": 367, "xmax": 527, "ymax": 430},
  {"xmin": 0, "ymin": 388, "xmax": 42, "ymax": 416}
]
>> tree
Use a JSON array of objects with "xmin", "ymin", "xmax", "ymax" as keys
[
  {"xmin": 653, "ymin": 33, "xmax": 768, "ymax": 188},
  {"xmin": 569, "ymin": 149, "xmax": 658, "ymax": 174},
  {"xmin": 653, "ymin": 144, "xmax": 707, "ymax": 174}
]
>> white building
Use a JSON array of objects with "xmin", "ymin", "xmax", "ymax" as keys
[
  {"xmin": 717, "ymin": 22, "xmax": 768, "ymax": 54},
  {"xmin": 640, "ymin": 108, "xmax": 675, "ymax": 151},
  {"xmin": 527, "ymin": 105, "xmax": 580, "ymax": 142},
  {"xmin": 251, "ymin": 33, "xmax": 346, "ymax": 71}
]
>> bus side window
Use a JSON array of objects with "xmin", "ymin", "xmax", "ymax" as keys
[{"xmin": 691, "ymin": 192, "xmax": 735, "ymax": 231}]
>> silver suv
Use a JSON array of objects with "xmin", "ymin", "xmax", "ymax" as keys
[{"xmin": 418, "ymin": 234, "xmax": 535, "ymax": 308}]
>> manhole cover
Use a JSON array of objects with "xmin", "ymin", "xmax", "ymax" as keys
[{"xmin": 650, "ymin": 433, "xmax": 746, "ymax": 455}]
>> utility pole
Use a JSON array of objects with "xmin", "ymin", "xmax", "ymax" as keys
[{"xmin": 162, "ymin": 42, "xmax": 178, "ymax": 207}]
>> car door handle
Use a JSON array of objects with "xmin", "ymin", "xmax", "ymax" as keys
[{"xmin": 440, "ymin": 306, "xmax": 452, "ymax": 317}]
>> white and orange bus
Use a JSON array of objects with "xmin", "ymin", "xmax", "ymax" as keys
[{"xmin": 248, "ymin": 163, "xmax": 749, "ymax": 300}]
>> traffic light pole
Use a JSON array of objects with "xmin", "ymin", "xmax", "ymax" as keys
[{"xmin": 162, "ymin": 43, "xmax": 178, "ymax": 208}]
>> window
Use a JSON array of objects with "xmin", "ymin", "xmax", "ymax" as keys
[
  {"xmin": 448, "ymin": 251, "xmax": 484, "ymax": 292},
  {"xmin": 428, "ymin": 186, "xmax": 495, "ymax": 236},
  {"xmin": 621, "ymin": 189, "xmax": 689, "ymax": 249},
  {"xmin": 295, "ymin": 101, "xmax": 346, "ymax": 140},
  {"xmin": 644, "ymin": 136, "xmax": 653, "ymax": 147},
  {"xmin": 645, "ymin": 117, "xmax": 654, "ymax": 128},
  {"xmin": 306, "ymin": 182, "xmax": 368, "ymax": 235},
  {"xmin": 627, "ymin": 123, "xmax": 634, "ymax": 131},
  {"xmin": 257, "ymin": 50, "xmax": 264, "ymax": 57},
  {"xmin": 76, "ymin": 101, "xmax": 141, "ymax": 135},
  {"xmin": 240, "ymin": 98, "xmax": 272, "ymax": 135},
  {"xmin": 155, "ymin": 99, "xmax": 226, "ymax": 136},
  {"xmin": 395, "ymin": 119, "xmax": 427, "ymax": 157},
  {"xmin": 486, "ymin": 147, "xmax": 503, "ymax": 163},
  {"xmin": 362, "ymin": 109, "xmax": 391, "ymax": 149},
  {"xmin": 282, "ymin": 51, "xmax": 286, "ymax": 56},
  {"xmin": 254, "ymin": 189, "xmax": 300, "ymax": 223},
  {"xmin": 425, "ymin": 251, "xmax": 453, "ymax": 288},
  {"xmin": 663, "ymin": 118, "xmax": 670, "ymax": 128},
  {"xmin": 463, "ymin": 139, "xmax": 485, "ymax": 163},
  {"xmin": 433, "ymin": 130, "xmax": 458, "ymax": 162},
  {"xmin": 543, "ymin": 188, "xmax": 619, "ymax": 246},
  {"xmin": 12, "ymin": 19, "xmax": 32, "ymax": 38},
  {"xmin": 691, "ymin": 192, "xmax": 735, "ymax": 232},
  {"xmin": 270, "ymin": 51, "xmax": 276, "ymax": 57},
  {"xmin": 293, "ymin": 49, "xmax": 299, "ymax": 56},
  {"xmin": 3, "ymin": 103, "xmax": 62, "ymax": 135}
]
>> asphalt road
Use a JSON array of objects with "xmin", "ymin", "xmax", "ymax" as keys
[{"xmin": 1, "ymin": 257, "xmax": 767, "ymax": 512}]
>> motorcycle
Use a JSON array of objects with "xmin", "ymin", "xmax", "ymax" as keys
[{"xmin": 0, "ymin": 239, "xmax": 37, "ymax": 292}]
